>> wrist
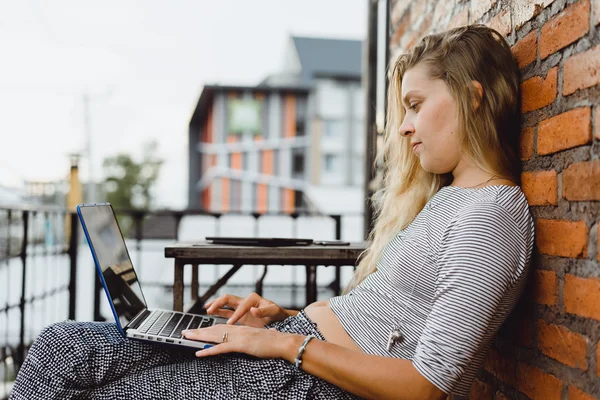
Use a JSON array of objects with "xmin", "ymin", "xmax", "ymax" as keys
[
  {"xmin": 282, "ymin": 334, "xmax": 305, "ymax": 364},
  {"xmin": 284, "ymin": 308, "xmax": 300, "ymax": 317}
]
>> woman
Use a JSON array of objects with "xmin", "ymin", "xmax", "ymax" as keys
[{"xmin": 11, "ymin": 24, "xmax": 534, "ymax": 400}]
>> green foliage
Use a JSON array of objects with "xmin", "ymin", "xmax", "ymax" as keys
[{"xmin": 102, "ymin": 140, "xmax": 163, "ymax": 211}]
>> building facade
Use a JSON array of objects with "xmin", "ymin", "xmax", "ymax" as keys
[{"xmin": 188, "ymin": 36, "xmax": 365, "ymax": 213}]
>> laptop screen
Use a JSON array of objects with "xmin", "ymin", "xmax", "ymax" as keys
[{"xmin": 78, "ymin": 204, "xmax": 147, "ymax": 329}]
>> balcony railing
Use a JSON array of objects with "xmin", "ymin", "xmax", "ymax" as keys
[{"xmin": 0, "ymin": 205, "xmax": 362, "ymax": 399}]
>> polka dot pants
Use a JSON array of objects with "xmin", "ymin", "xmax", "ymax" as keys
[{"xmin": 10, "ymin": 310, "xmax": 361, "ymax": 400}]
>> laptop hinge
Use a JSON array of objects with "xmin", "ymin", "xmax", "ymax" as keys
[{"xmin": 124, "ymin": 308, "xmax": 150, "ymax": 331}]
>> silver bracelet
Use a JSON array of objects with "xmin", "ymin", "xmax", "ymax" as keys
[{"xmin": 294, "ymin": 334, "xmax": 316, "ymax": 370}]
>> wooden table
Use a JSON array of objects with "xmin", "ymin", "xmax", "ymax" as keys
[{"xmin": 164, "ymin": 242, "xmax": 368, "ymax": 312}]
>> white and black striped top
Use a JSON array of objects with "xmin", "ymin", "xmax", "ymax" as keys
[{"xmin": 329, "ymin": 185, "xmax": 534, "ymax": 396}]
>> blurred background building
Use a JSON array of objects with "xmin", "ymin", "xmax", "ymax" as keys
[{"xmin": 188, "ymin": 36, "xmax": 365, "ymax": 215}]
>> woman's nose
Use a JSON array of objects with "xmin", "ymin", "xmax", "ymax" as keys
[{"xmin": 398, "ymin": 120, "xmax": 414, "ymax": 137}]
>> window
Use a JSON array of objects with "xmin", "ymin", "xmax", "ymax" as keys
[
  {"xmin": 323, "ymin": 120, "xmax": 344, "ymax": 138},
  {"xmin": 324, "ymin": 154, "xmax": 340, "ymax": 173},
  {"xmin": 316, "ymin": 79, "xmax": 347, "ymax": 119},
  {"xmin": 292, "ymin": 153, "xmax": 305, "ymax": 175}
]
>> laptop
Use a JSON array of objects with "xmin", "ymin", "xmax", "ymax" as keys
[
  {"xmin": 205, "ymin": 237, "xmax": 313, "ymax": 246},
  {"xmin": 77, "ymin": 202, "xmax": 226, "ymax": 350}
]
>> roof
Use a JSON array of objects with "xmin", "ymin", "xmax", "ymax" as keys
[{"xmin": 292, "ymin": 36, "xmax": 363, "ymax": 85}]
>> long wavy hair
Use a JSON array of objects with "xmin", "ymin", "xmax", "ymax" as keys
[{"xmin": 344, "ymin": 24, "xmax": 522, "ymax": 293}]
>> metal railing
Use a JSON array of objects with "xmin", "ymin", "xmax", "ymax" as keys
[
  {"xmin": 95, "ymin": 209, "xmax": 350, "ymax": 320},
  {"xmin": 1, "ymin": 205, "xmax": 361, "ymax": 398},
  {"xmin": 0, "ymin": 207, "xmax": 79, "ymax": 399}
]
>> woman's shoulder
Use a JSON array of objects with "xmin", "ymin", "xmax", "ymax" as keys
[{"xmin": 440, "ymin": 185, "xmax": 534, "ymax": 240}]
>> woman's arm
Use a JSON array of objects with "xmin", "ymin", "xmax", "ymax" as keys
[
  {"xmin": 183, "ymin": 325, "xmax": 446, "ymax": 400},
  {"xmin": 281, "ymin": 334, "xmax": 446, "ymax": 400}
]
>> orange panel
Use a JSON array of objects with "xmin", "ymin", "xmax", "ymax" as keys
[
  {"xmin": 283, "ymin": 189, "xmax": 295, "ymax": 212},
  {"xmin": 227, "ymin": 136, "xmax": 242, "ymax": 170},
  {"xmin": 283, "ymin": 95, "xmax": 296, "ymax": 211},
  {"xmin": 207, "ymin": 106, "xmax": 214, "ymax": 143},
  {"xmin": 262, "ymin": 150, "xmax": 273, "ymax": 175},
  {"xmin": 201, "ymin": 187, "xmax": 211, "ymax": 209},
  {"xmin": 257, "ymin": 184, "xmax": 268, "ymax": 214},
  {"xmin": 284, "ymin": 95, "xmax": 296, "ymax": 138}
]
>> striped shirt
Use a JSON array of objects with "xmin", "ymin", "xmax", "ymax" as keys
[{"xmin": 329, "ymin": 185, "xmax": 534, "ymax": 396}]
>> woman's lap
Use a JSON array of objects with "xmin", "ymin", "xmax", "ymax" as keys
[{"xmin": 10, "ymin": 312, "xmax": 360, "ymax": 400}]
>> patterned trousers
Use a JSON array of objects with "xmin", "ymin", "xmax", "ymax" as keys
[{"xmin": 10, "ymin": 310, "xmax": 360, "ymax": 400}]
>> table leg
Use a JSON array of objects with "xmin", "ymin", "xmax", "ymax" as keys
[
  {"xmin": 187, "ymin": 264, "xmax": 243, "ymax": 314},
  {"xmin": 191, "ymin": 264, "xmax": 199, "ymax": 302},
  {"xmin": 333, "ymin": 266, "xmax": 341, "ymax": 296},
  {"xmin": 173, "ymin": 259, "xmax": 185, "ymax": 312},
  {"xmin": 305, "ymin": 265, "xmax": 317, "ymax": 306},
  {"xmin": 255, "ymin": 265, "xmax": 268, "ymax": 296}
]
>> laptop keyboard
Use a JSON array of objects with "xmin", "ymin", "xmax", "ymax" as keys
[{"xmin": 137, "ymin": 311, "xmax": 214, "ymax": 339}]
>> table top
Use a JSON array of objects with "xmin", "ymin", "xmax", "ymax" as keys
[{"xmin": 164, "ymin": 241, "xmax": 369, "ymax": 265}]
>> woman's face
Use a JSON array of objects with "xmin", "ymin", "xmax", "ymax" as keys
[{"xmin": 398, "ymin": 64, "xmax": 465, "ymax": 175}]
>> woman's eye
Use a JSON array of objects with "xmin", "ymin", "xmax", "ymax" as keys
[{"xmin": 409, "ymin": 103, "xmax": 419, "ymax": 111}]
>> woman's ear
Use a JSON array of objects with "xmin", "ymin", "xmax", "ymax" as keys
[{"xmin": 472, "ymin": 80, "xmax": 484, "ymax": 111}]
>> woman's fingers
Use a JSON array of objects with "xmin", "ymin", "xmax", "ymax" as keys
[
  {"xmin": 250, "ymin": 303, "xmax": 279, "ymax": 319},
  {"xmin": 205, "ymin": 294, "xmax": 242, "ymax": 314},
  {"xmin": 209, "ymin": 308, "xmax": 235, "ymax": 319},
  {"xmin": 227, "ymin": 293, "xmax": 261, "ymax": 325}
]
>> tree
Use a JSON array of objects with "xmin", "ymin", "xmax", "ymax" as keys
[{"xmin": 102, "ymin": 140, "xmax": 163, "ymax": 211}]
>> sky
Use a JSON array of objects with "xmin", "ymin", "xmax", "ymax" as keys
[{"xmin": 0, "ymin": 0, "xmax": 368, "ymax": 209}]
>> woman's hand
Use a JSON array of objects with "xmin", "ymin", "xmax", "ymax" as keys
[
  {"xmin": 182, "ymin": 324, "xmax": 304, "ymax": 360},
  {"xmin": 204, "ymin": 293, "xmax": 293, "ymax": 328}
]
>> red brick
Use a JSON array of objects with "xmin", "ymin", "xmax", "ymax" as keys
[
  {"xmin": 483, "ymin": 347, "xmax": 517, "ymax": 386},
  {"xmin": 567, "ymin": 386, "xmax": 596, "ymax": 400},
  {"xmin": 488, "ymin": 10, "xmax": 511, "ymax": 36},
  {"xmin": 538, "ymin": 107, "xmax": 592, "ymax": 155},
  {"xmin": 532, "ymin": 269, "xmax": 558, "ymax": 305},
  {"xmin": 595, "ymin": 0, "xmax": 600, "ymax": 25},
  {"xmin": 520, "ymin": 127, "xmax": 535, "ymax": 160},
  {"xmin": 522, "ymin": 67, "xmax": 558, "ymax": 112},
  {"xmin": 521, "ymin": 171, "xmax": 558, "ymax": 205},
  {"xmin": 536, "ymin": 219, "xmax": 588, "ymax": 258},
  {"xmin": 537, "ymin": 320, "xmax": 588, "ymax": 370},
  {"xmin": 391, "ymin": 11, "xmax": 411, "ymax": 47},
  {"xmin": 494, "ymin": 393, "xmax": 510, "ymax": 400},
  {"xmin": 563, "ymin": 160, "xmax": 600, "ymax": 201},
  {"xmin": 448, "ymin": 8, "xmax": 469, "ymax": 29},
  {"xmin": 469, "ymin": 379, "xmax": 493, "ymax": 399},
  {"xmin": 565, "ymin": 274, "xmax": 600, "ymax": 321},
  {"xmin": 540, "ymin": 0, "xmax": 590, "ymax": 59},
  {"xmin": 512, "ymin": 31, "xmax": 538, "ymax": 69},
  {"xmin": 594, "ymin": 107, "xmax": 600, "ymax": 140},
  {"xmin": 513, "ymin": 0, "xmax": 555, "ymax": 29},
  {"xmin": 598, "ymin": 224, "xmax": 600, "ymax": 262},
  {"xmin": 598, "ymin": 343, "xmax": 600, "ymax": 376},
  {"xmin": 517, "ymin": 363, "xmax": 562, "ymax": 400},
  {"xmin": 564, "ymin": 45, "xmax": 600, "ymax": 95}
]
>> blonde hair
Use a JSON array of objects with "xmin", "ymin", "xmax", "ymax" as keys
[{"xmin": 344, "ymin": 25, "xmax": 522, "ymax": 293}]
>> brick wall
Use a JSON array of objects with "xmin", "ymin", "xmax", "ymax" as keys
[{"xmin": 389, "ymin": 0, "xmax": 600, "ymax": 398}]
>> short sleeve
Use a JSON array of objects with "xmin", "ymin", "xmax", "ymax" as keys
[{"xmin": 412, "ymin": 202, "xmax": 523, "ymax": 394}]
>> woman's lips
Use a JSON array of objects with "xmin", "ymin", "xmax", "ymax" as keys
[{"xmin": 412, "ymin": 143, "xmax": 421, "ymax": 152}]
